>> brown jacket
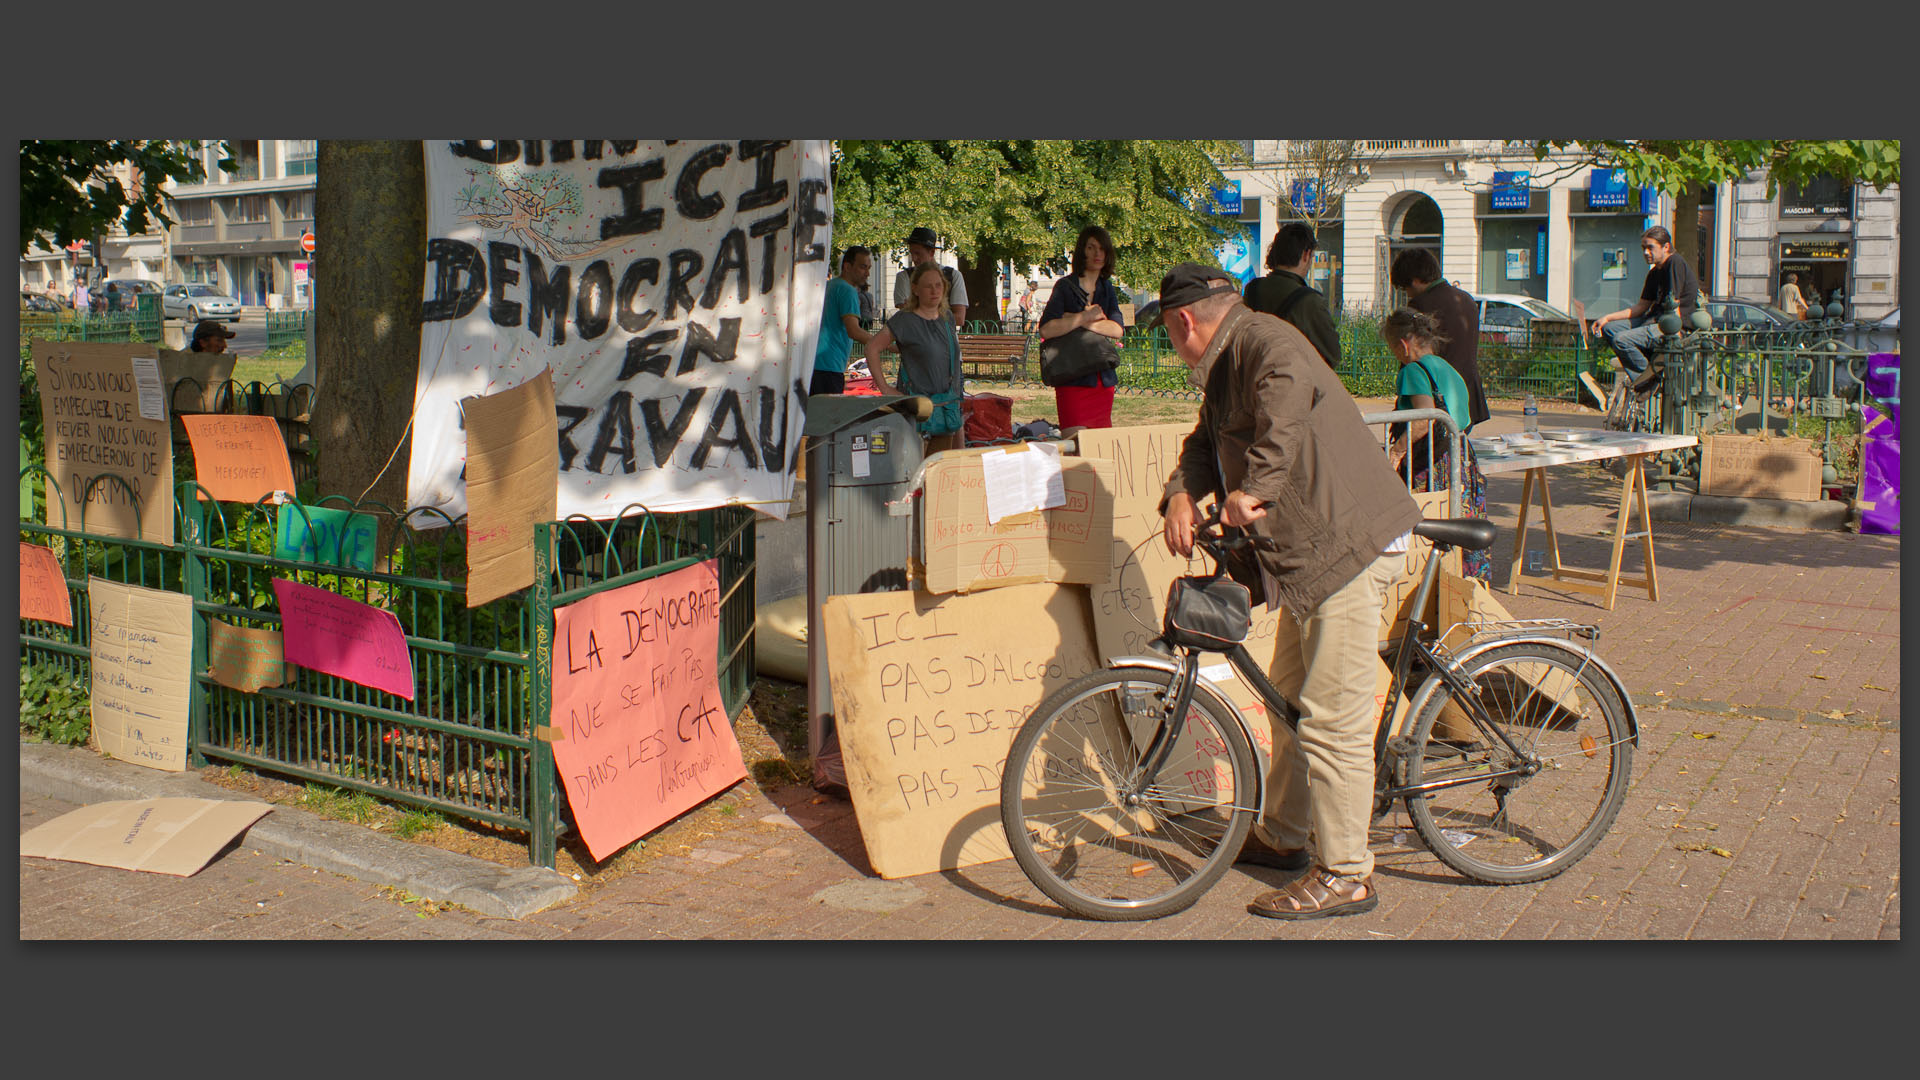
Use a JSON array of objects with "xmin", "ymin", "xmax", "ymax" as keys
[{"xmin": 1159, "ymin": 305, "xmax": 1421, "ymax": 615}]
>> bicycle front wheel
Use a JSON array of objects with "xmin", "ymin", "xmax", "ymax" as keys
[
  {"xmin": 1000, "ymin": 665, "xmax": 1259, "ymax": 921},
  {"xmin": 1403, "ymin": 642, "xmax": 1633, "ymax": 884}
]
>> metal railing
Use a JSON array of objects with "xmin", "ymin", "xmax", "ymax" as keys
[{"xmin": 266, "ymin": 310, "xmax": 309, "ymax": 349}]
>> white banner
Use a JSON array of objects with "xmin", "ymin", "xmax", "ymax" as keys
[{"xmin": 408, "ymin": 140, "xmax": 832, "ymax": 523}]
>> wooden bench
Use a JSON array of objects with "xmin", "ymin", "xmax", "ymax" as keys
[{"xmin": 957, "ymin": 333, "xmax": 1031, "ymax": 379}]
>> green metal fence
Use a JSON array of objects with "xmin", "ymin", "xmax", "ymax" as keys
[
  {"xmin": 18, "ymin": 310, "xmax": 163, "ymax": 349},
  {"xmin": 266, "ymin": 311, "xmax": 309, "ymax": 350},
  {"xmin": 19, "ymin": 466, "xmax": 758, "ymax": 868}
]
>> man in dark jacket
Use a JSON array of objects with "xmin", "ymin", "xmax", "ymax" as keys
[
  {"xmin": 1242, "ymin": 222, "xmax": 1340, "ymax": 368},
  {"xmin": 1151, "ymin": 263, "xmax": 1421, "ymax": 922},
  {"xmin": 1390, "ymin": 248, "xmax": 1490, "ymax": 430}
]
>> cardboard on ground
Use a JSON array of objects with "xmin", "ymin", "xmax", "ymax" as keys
[
  {"xmin": 20, "ymin": 541, "xmax": 73, "ymax": 626},
  {"xmin": 180, "ymin": 413, "xmax": 297, "ymax": 504},
  {"xmin": 462, "ymin": 368, "xmax": 558, "ymax": 608},
  {"xmin": 20, "ymin": 798, "xmax": 272, "ymax": 877},
  {"xmin": 32, "ymin": 341, "xmax": 174, "ymax": 543},
  {"xmin": 916, "ymin": 446, "xmax": 1114, "ymax": 595},
  {"xmin": 1701, "ymin": 433, "xmax": 1823, "ymax": 502},
  {"xmin": 88, "ymin": 577, "xmax": 194, "ymax": 772},
  {"xmin": 822, "ymin": 582, "xmax": 1101, "ymax": 879}
]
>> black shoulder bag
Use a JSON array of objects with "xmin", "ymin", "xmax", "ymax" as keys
[{"xmin": 1038, "ymin": 278, "xmax": 1122, "ymax": 387}]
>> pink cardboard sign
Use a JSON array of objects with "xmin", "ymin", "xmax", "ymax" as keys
[
  {"xmin": 548, "ymin": 558, "xmax": 748, "ymax": 862},
  {"xmin": 270, "ymin": 578, "xmax": 415, "ymax": 700}
]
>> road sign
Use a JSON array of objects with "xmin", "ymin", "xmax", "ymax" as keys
[{"xmin": 300, "ymin": 232, "xmax": 316, "ymax": 253}]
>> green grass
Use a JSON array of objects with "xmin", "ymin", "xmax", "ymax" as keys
[
  {"xmin": 232, "ymin": 339, "xmax": 305, "ymax": 387},
  {"xmin": 392, "ymin": 809, "xmax": 445, "ymax": 840},
  {"xmin": 300, "ymin": 782, "xmax": 379, "ymax": 824}
]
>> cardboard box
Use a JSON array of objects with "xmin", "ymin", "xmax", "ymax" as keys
[
  {"xmin": 1701, "ymin": 434, "xmax": 1822, "ymax": 502},
  {"xmin": 1380, "ymin": 490, "xmax": 1463, "ymax": 647},
  {"xmin": 917, "ymin": 447, "xmax": 1115, "ymax": 595}
]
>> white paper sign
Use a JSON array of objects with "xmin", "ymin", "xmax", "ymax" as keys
[
  {"xmin": 979, "ymin": 443, "xmax": 1067, "ymax": 525},
  {"xmin": 130, "ymin": 357, "xmax": 166, "ymax": 421},
  {"xmin": 408, "ymin": 140, "xmax": 834, "ymax": 525}
]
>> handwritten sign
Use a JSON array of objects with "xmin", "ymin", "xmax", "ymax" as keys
[
  {"xmin": 20, "ymin": 541, "xmax": 73, "ymax": 626},
  {"xmin": 918, "ymin": 448, "xmax": 1114, "ymax": 595},
  {"xmin": 549, "ymin": 558, "xmax": 748, "ymax": 862},
  {"xmin": 271, "ymin": 578, "xmax": 416, "ymax": 700},
  {"xmin": 1381, "ymin": 489, "xmax": 1461, "ymax": 646},
  {"xmin": 821, "ymin": 582, "xmax": 1101, "ymax": 879},
  {"xmin": 88, "ymin": 577, "xmax": 194, "ymax": 771},
  {"xmin": 32, "ymin": 342, "xmax": 175, "ymax": 543},
  {"xmin": 180, "ymin": 414, "xmax": 296, "ymax": 504},
  {"xmin": 20, "ymin": 798, "xmax": 273, "ymax": 877},
  {"xmin": 463, "ymin": 367, "xmax": 558, "ymax": 608},
  {"xmin": 274, "ymin": 503, "xmax": 380, "ymax": 570},
  {"xmin": 207, "ymin": 618, "xmax": 290, "ymax": 693},
  {"xmin": 408, "ymin": 140, "xmax": 833, "ymax": 524}
]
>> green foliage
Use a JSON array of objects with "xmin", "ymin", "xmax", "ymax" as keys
[
  {"xmin": 19, "ymin": 141, "xmax": 232, "ymax": 256},
  {"xmin": 19, "ymin": 663, "xmax": 92, "ymax": 746},
  {"xmin": 301, "ymin": 782, "xmax": 379, "ymax": 824},
  {"xmin": 831, "ymin": 140, "xmax": 1245, "ymax": 288},
  {"xmin": 1529, "ymin": 140, "xmax": 1900, "ymax": 198},
  {"xmin": 393, "ymin": 808, "xmax": 445, "ymax": 840}
]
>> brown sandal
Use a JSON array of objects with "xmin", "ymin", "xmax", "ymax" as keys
[{"xmin": 1247, "ymin": 867, "xmax": 1379, "ymax": 921}]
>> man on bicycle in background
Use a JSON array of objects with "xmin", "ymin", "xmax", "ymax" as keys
[{"xmin": 1151, "ymin": 263, "xmax": 1422, "ymax": 921}]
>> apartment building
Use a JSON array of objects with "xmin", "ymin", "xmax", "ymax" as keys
[{"xmin": 163, "ymin": 139, "xmax": 318, "ymax": 309}]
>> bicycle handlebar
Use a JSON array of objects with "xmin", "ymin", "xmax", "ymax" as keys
[{"xmin": 1191, "ymin": 502, "xmax": 1279, "ymax": 559}]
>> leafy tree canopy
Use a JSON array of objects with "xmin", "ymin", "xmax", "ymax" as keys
[
  {"xmin": 1529, "ymin": 139, "xmax": 1900, "ymax": 197},
  {"xmin": 830, "ymin": 140, "xmax": 1245, "ymax": 289},
  {"xmin": 18, "ymin": 140, "xmax": 230, "ymax": 256}
]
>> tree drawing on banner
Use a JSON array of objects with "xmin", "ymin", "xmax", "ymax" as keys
[{"xmin": 453, "ymin": 167, "xmax": 625, "ymax": 264}]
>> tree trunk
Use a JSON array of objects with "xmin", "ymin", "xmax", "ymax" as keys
[
  {"xmin": 313, "ymin": 140, "xmax": 426, "ymax": 539},
  {"xmin": 957, "ymin": 255, "xmax": 997, "ymax": 331}
]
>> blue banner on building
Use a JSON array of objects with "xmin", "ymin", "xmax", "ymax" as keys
[
  {"xmin": 1537, "ymin": 224, "xmax": 1547, "ymax": 277},
  {"xmin": 1213, "ymin": 180, "xmax": 1242, "ymax": 216},
  {"xmin": 1289, "ymin": 179, "xmax": 1320, "ymax": 214},
  {"xmin": 1216, "ymin": 224, "xmax": 1256, "ymax": 285},
  {"xmin": 1492, "ymin": 171, "xmax": 1531, "ymax": 210},
  {"xmin": 1589, "ymin": 168, "xmax": 1629, "ymax": 207}
]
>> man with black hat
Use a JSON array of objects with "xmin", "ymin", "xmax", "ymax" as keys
[
  {"xmin": 891, "ymin": 226, "xmax": 967, "ymax": 326},
  {"xmin": 1151, "ymin": 262, "xmax": 1421, "ymax": 922},
  {"xmin": 190, "ymin": 318, "xmax": 237, "ymax": 354}
]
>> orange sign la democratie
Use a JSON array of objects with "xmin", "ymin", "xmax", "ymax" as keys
[{"xmin": 548, "ymin": 558, "xmax": 748, "ymax": 861}]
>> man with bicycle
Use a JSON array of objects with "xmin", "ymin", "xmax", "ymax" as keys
[{"xmin": 1151, "ymin": 263, "xmax": 1422, "ymax": 921}]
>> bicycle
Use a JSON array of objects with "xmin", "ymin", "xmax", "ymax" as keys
[{"xmin": 999, "ymin": 508, "xmax": 1639, "ymax": 921}]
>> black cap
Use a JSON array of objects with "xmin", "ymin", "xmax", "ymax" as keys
[
  {"xmin": 905, "ymin": 226, "xmax": 939, "ymax": 249},
  {"xmin": 1140, "ymin": 263, "xmax": 1238, "ymax": 328},
  {"xmin": 192, "ymin": 319, "xmax": 237, "ymax": 342}
]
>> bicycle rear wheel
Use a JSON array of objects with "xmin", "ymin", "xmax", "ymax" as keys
[
  {"xmin": 1000, "ymin": 665, "xmax": 1259, "ymax": 921},
  {"xmin": 1402, "ymin": 642, "xmax": 1633, "ymax": 884}
]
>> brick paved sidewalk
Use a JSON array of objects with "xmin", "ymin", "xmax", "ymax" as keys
[{"xmin": 22, "ymin": 701, "xmax": 1898, "ymax": 940}]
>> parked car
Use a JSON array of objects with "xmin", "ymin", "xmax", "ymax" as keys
[
  {"xmin": 89, "ymin": 279, "xmax": 161, "ymax": 314},
  {"xmin": 1472, "ymin": 293, "xmax": 1581, "ymax": 346},
  {"xmin": 161, "ymin": 283, "xmax": 241, "ymax": 323},
  {"xmin": 1700, "ymin": 296, "xmax": 1796, "ymax": 330},
  {"xmin": 21, "ymin": 292, "xmax": 68, "ymax": 314}
]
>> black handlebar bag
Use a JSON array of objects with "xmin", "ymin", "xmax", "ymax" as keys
[{"xmin": 1163, "ymin": 574, "xmax": 1253, "ymax": 653}]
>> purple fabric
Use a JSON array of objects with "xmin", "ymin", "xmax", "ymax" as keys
[
  {"xmin": 1858, "ymin": 400, "xmax": 1900, "ymax": 535},
  {"xmin": 1864, "ymin": 352, "xmax": 1900, "ymax": 431}
]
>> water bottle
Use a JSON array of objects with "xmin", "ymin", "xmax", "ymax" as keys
[{"xmin": 1523, "ymin": 392, "xmax": 1538, "ymax": 433}]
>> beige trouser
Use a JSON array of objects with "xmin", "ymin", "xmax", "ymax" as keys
[{"xmin": 1253, "ymin": 550, "xmax": 1400, "ymax": 881}]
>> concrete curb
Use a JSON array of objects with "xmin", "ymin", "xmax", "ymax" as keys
[
  {"xmin": 18, "ymin": 742, "xmax": 577, "ymax": 920},
  {"xmin": 1645, "ymin": 491, "xmax": 1851, "ymax": 530}
]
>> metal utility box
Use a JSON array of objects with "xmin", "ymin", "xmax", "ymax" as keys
[{"xmin": 802, "ymin": 396, "xmax": 927, "ymax": 788}]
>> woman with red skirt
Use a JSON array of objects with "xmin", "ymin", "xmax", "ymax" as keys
[{"xmin": 1038, "ymin": 225, "xmax": 1124, "ymax": 431}]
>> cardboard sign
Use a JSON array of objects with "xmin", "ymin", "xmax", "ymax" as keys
[
  {"xmin": 549, "ymin": 559, "xmax": 749, "ymax": 862},
  {"xmin": 1701, "ymin": 433, "xmax": 1823, "ymax": 502},
  {"xmin": 821, "ymin": 582, "xmax": 1102, "ymax": 879},
  {"xmin": 20, "ymin": 798, "xmax": 272, "ymax": 877},
  {"xmin": 1380, "ymin": 489, "xmax": 1464, "ymax": 646},
  {"xmin": 463, "ymin": 368, "xmax": 559, "ymax": 608},
  {"xmin": 408, "ymin": 140, "xmax": 832, "ymax": 524},
  {"xmin": 206, "ymin": 618, "xmax": 290, "ymax": 693},
  {"xmin": 32, "ymin": 342, "xmax": 175, "ymax": 543},
  {"xmin": 157, "ymin": 348, "xmax": 237, "ymax": 414},
  {"xmin": 1434, "ymin": 570, "xmax": 1583, "ymax": 725},
  {"xmin": 917, "ymin": 447, "xmax": 1114, "ymax": 595},
  {"xmin": 274, "ymin": 503, "xmax": 380, "ymax": 570},
  {"xmin": 180, "ymin": 414, "xmax": 297, "ymax": 504},
  {"xmin": 20, "ymin": 541, "xmax": 73, "ymax": 626},
  {"xmin": 271, "ymin": 578, "xmax": 416, "ymax": 700},
  {"xmin": 87, "ymin": 578, "xmax": 194, "ymax": 771}
]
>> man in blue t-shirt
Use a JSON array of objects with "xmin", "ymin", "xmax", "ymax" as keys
[{"xmin": 813, "ymin": 246, "xmax": 875, "ymax": 395}]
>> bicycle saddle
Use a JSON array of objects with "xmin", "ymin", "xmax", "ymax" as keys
[{"xmin": 1413, "ymin": 518, "xmax": 1498, "ymax": 552}]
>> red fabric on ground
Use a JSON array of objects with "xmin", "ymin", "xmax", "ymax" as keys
[{"xmin": 963, "ymin": 393, "xmax": 1014, "ymax": 443}]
